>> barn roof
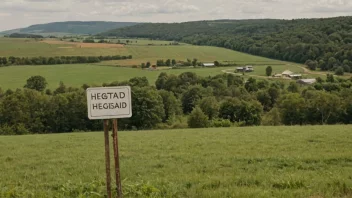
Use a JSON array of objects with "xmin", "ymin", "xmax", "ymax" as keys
[{"xmin": 282, "ymin": 70, "xmax": 294, "ymax": 75}]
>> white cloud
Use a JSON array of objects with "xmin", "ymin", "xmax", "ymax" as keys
[{"xmin": 0, "ymin": 0, "xmax": 351, "ymax": 31}]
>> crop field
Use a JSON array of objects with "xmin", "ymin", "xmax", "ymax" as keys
[
  {"xmin": 0, "ymin": 126, "xmax": 352, "ymax": 197},
  {"xmin": 0, "ymin": 38, "xmax": 283, "ymax": 65},
  {"xmin": 0, "ymin": 65, "xmax": 232, "ymax": 90}
]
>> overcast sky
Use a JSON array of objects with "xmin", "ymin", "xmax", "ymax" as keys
[{"xmin": 1, "ymin": 0, "xmax": 351, "ymax": 31}]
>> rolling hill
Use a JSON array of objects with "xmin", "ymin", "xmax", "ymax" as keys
[
  {"xmin": 1, "ymin": 21, "xmax": 138, "ymax": 35},
  {"xmin": 100, "ymin": 17, "xmax": 352, "ymax": 73}
]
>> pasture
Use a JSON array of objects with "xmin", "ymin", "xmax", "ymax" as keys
[
  {"xmin": 0, "ymin": 65, "xmax": 229, "ymax": 90},
  {"xmin": 0, "ymin": 126, "xmax": 352, "ymax": 197}
]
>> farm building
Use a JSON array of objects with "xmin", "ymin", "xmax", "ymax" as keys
[
  {"xmin": 236, "ymin": 65, "xmax": 254, "ymax": 72},
  {"xmin": 297, "ymin": 79, "xmax": 317, "ymax": 85},
  {"xmin": 203, "ymin": 63, "xmax": 215, "ymax": 67},
  {"xmin": 289, "ymin": 74, "xmax": 302, "ymax": 79},
  {"xmin": 282, "ymin": 70, "xmax": 294, "ymax": 77},
  {"xmin": 273, "ymin": 74, "xmax": 282, "ymax": 78}
]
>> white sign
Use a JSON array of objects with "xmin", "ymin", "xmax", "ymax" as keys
[{"xmin": 87, "ymin": 86, "xmax": 132, "ymax": 120}]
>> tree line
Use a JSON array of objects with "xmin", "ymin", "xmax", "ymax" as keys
[
  {"xmin": 0, "ymin": 55, "xmax": 132, "ymax": 66},
  {"xmin": 0, "ymin": 72, "xmax": 351, "ymax": 135},
  {"xmin": 6, "ymin": 33, "xmax": 44, "ymax": 38},
  {"xmin": 100, "ymin": 17, "xmax": 352, "ymax": 74}
]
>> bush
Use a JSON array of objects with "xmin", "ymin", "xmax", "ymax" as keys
[
  {"xmin": 0, "ymin": 125, "xmax": 15, "ymax": 135},
  {"xmin": 187, "ymin": 107, "xmax": 209, "ymax": 128},
  {"xmin": 210, "ymin": 119, "xmax": 232, "ymax": 127},
  {"xmin": 335, "ymin": 66, "xmax": 344, "ymax": 76},
  {"xmin": 266, "ymin": 66, "xmax": 273, "ymax": 76}
]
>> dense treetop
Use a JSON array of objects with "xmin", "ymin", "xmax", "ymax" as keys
[{"xmin": 101, "ymin": 17, "xmax": 352, "ymax": 72}]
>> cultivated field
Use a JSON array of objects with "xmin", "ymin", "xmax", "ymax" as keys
[
  {"xmin": 0, "ymin": 126, "xmax": 352, "ymax": 197},
  {"xmin": 0, "ymin": 38, "xmax": 283, "ymax": 65}
]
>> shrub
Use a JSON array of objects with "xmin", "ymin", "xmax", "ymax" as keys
[
  {"xmin": 210, "ymin": 119, "xmax": 232, "ymax": 127},
  {"xmin": 0, "ymin": 125, "xmax": 15, "ymax": 135},
  {"xmin": 266, "ymin": 66, "xmax": 273, "ymax": 76},
  {"xmin": 187, "ymin": 107, "xmax": 209, "ymax": 128},
  {"xmin": 335, "ymin": 66, "xmax": 344, "ymax": 76}
]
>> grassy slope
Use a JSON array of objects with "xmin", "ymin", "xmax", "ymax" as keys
[
  {"xmin": 0, "ymin": 65, "xmax": 230, "ymax": 90},
  {"xmin": 0, "ymin": 126, "xmax": 352, "ymax": 197}
]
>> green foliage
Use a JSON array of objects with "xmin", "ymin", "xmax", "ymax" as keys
[
  {"xmin": 187, "ymin": 107, "xmax": 209, "ymax": 128},
  {"xmin": 278, "ymin": 93, "xmax": 306, "ymax": 125},
  {"xmin": 181, "ymin": 85, "xmax": 209, "ymax": 114},
  {"xmin": 262, "ymin": 108, "xmax": 282, "ymax": 126},
  {"xmin": 266, "ymin": 66, "xmax": 273, "ymax": 76},
  {"xmin": 245, "ymin": 77, "xmax": 258, "ymax": 92},
  {"xmin": 219, "ymin": 98, "xmax": 262, "ymax": 126},
  {"xmin": 129, "ymin": 87, "xmax": 165, "ymax": 130},
  {"xmin": 129, "ymin": 77, "xmax": 149, "ymax": 87},
  {"xmin": 0, "ymin": 55, "xmax": 132, "ymax": 66},
  {"xmin": 199, "ymin": 97, "xmax": 219, "ymax": 120},
  {"xmin": 1, "ymin": 68, "xmax": 352, "ymax": 135},
  {"xmin": 335, "ymin": 66, "xmax": 345, "ymax": 76},
  {"xmin": 287, "ymin": 82, "xmax": 300, "ymax": 93},
  {"xmin": 210, "ymin": 119, "xmax": 232, "ymax": 127},
  {"xmin": 304, "ymin": 90, "xmax": 342, "ymax": 124},
  {"xmin": 8, "ymin": 33, "xmax": 43, "ymax": 38},
  {"xmin": 305, "ymin": 60, "xmax": 318, "ymax": 71},
  {"xmin": 158, "ymin": 90, "xmax": 182, "ymax": 122},
  {"xmin": 24, "ymin": 75, "xmax": 47, "ymax": 92}
]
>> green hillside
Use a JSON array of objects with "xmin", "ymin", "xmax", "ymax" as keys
[
  {"xmin": 1, "ymin": 21, "xmax": 138, "ymax": 35},
  {"xmin": 101, "ymin": 17, "xmax": 352, "ymax": 73},
  {"xmin": 1, "ymin": 126, "xmax": 352, "ymax": 197}
]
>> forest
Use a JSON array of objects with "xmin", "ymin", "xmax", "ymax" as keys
[
  {"xmin": 101, "ymin": 17, "xmax": 352, "ymax": 73},
  {"xmin": 1, "ymin": 72, "xmax": 351, "ymax": 135}
]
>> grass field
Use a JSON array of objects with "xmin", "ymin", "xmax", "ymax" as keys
[
  {"xmin": 0, "ymin": 126, "xmax": 352, "ymax": 197},
  {"xmin": 0, "ymin": 38, "xmax": 283, "ymax": 65},
  {"xmin": 0, "ymin": 65, "xmax": 231, "ymax": 90}
]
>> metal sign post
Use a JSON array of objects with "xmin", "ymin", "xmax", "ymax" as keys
[{"xmin": 87, "ymin": 86, "xmax": 132, "ymax": 198}]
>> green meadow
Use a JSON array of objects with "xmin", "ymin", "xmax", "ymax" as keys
[
  {"xmin": 0, "ymin": 65, "xmax": 229, "ymax": 90},
  {"xmin": 1, "ymin": 126, "xmax": 352, "ymax": 197}
]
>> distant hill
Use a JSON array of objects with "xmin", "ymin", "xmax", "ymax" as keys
[
  {"xmin": 100, "ymin": 17, "xmax": 352, "ymax": 72},
  {"xmin": 1, "ymin": 21, "xmax": 138, "ymax": 35}
]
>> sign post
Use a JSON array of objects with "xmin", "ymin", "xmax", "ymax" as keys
[{"xmin": 87, "ymin": 86, "xmax": 132, "ymax": 198}]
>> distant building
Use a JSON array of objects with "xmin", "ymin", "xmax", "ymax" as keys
[
  {"xmin": 282, "ymin": 70, "xmax": 294, "ymax": 77},
  {"xmin": 236, "ymin": 67, "xmax": 244, "ymax": 72},
  {"xmin": 297, "ymin": 79, "xmax": 317, "ymax": 85},
  {"xmin": 236, "ymin": 66, "xmax": 254, "ymax": 72},
  {"xmin": 289, "ymin": 74, "xmax": 302, "ymax": 79},
  {"xmin": 245, "ymin": 65, "xmax": 254, "ymax": 72},
  {"xmin": 203, "ymin": 63, "xmax": 215, "ymax": 67},
  {"xmin": 273, "ymin": 74, "xmax": 282, "ymax": 78}
]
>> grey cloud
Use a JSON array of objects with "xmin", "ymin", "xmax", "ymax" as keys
[
  {"xmin": 311, "ymin": 6, "xmax": 352, "ymax": 13},
  {"xmin": 1, "ymin": 0, "xmax": 352, "ymax": 31}
]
